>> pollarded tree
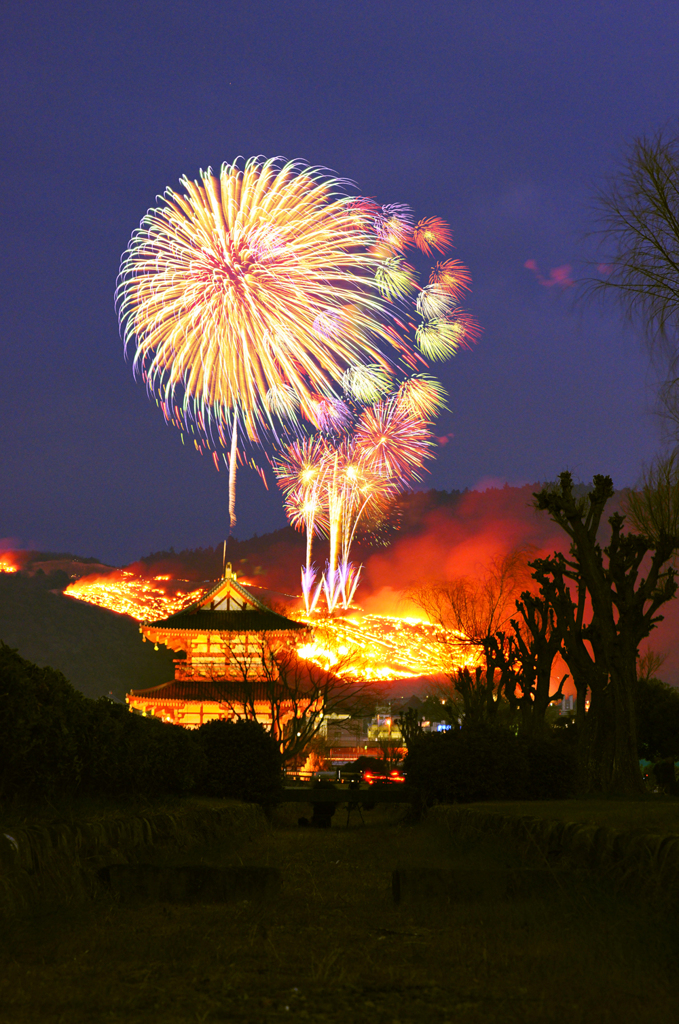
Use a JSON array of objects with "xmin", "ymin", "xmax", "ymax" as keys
[
  {"xmin": 507, "ymin": 590, "xmax": 567, "ymax": 739},
  {"xmin": 534, "ymin": 472, "xmax": 679, "ymax": 794}
]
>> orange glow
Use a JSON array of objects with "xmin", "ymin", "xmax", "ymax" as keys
[
  {"xmin": 296, "ymin": 612, "xmax": 479, "ymax": 681},
  {"xmin": 0, "ymin": 554, "xmax": 18, "ymax": 573},
  {"xmin": 65, "ymin": 570, "xmax": 205, "ymax": 621},
  {"xmin": 364, "ymin": 768, "xmax": 406, "ymax": 784},
  {"xmin": 62, "ymin": 564, "xmax": 477, "ymax": 681}
]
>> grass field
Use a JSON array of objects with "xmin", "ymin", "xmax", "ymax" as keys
[{"xmin": 1, "ymin": 801, "xmax": 678, "ymax": 1023}]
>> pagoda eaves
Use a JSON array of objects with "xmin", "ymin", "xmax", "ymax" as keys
[{"xmin": 127, "ymin": 565, "xmax": 311, "ymax": 728}]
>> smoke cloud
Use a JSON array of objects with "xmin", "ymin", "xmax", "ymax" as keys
[{"xmin": 524, "ymin": 259, "xmax": 575, "ymax": 289}]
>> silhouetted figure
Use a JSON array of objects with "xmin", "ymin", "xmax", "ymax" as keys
[{"xmin": 310, "ymin": 779, "xmax": 337, "ymax": 828}]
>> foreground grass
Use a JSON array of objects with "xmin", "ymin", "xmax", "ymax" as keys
[{"xmin": 0, "ymin": 803, "xmax": 677, "ymax": 1023}]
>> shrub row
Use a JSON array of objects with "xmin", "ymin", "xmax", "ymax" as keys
[
  {"xmin": 0, "ymin": 643, "xmax": 281, "ymax": 806},
  {"xmin": 404, "ymin": 726, "xmax": 578, "ymax": 803}
]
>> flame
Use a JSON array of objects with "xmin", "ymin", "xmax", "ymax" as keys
[
  {"xmin": 0, "ymin": 553, "xmax": 19, "ymax": 573},
  {"xmin": 65, "ymin": 570, "xmax": 205, "ymax": 622},
  {"xmin": 296, "ymin": 612, "xmax": 479, "ymax": 681}
]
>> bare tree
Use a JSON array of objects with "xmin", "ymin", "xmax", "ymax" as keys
[
  {"xmin": 637, "ymin": 648, "xmax": 668, "ymax": 684},
  {"xmin": 209, "ymin": 637, "xmax": 377, "ymax": 764},
  {"xmin": 508, "ymin": 591, "xmax": 568, "ymax": 738},
  {"xmin": 408, "ymin": 548, "xmax": 534, "ymax": 725},
  {"xmin": 589, "ymin": 128, "xmax": 679, "ymax": 437},
  {"xmin": 624, "ymin": 450, "xmax": 679, "ymax": 546}
]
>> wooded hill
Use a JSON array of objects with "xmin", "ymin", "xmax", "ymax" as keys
[{"xmin": 0, "ymin": 572, "xmax": 175, "ymax": 701}]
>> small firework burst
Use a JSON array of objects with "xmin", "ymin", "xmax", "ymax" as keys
[
  {"xmin": 342, "ymin": 363, "xmax": 393, "ymax": 404},
  {"xmin": 415, "ymin": 317, "xmax": 476, "ymax": 360},
  {"xmin": 273, "ymin": 435, "xmax": 328, "ymax": 494},
  {"xmin": 416, "ymin": 283, "xmax": 458, "ymax": 319},
  {"xmin": 413, "ymin": 216, "xmax": 453, "ymax": 256},
  {"xmin": 353, "ymin": 398, "xmax": 433, "ymax": 481},
  {"xmin": 429, "ymin": 258, "xmax": 472, "ymax": 299},
  {"xmin": 302, "ymin": 395, "xmax": 352, "ymax": 432},
  {"xmin": 313, "ymin": 308, "xmax": 344, "ymax": 340},
  {"xmin": 265, "ymin": 383, "xmax": 300, "ymax": 420},
  {"xmin": 374, "ymin": 203, "xmax": 414, "ymax": 251},
  {"xmin": 375, "ymin": 256, "xmax": 418, "ymax": 299},
  {"xmin": 395, "ymin": 374, "xmax": 448, "ymax": 421}
]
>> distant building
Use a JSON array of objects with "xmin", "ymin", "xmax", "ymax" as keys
[{"xmin": 127, "ymin": 564, "xmax": 309, "ymax": 729}]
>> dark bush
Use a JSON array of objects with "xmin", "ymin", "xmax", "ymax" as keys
[
  {"xmin": 196, "ymin": 718, "xmax": 282, "ymax": 805},
  {"xmin": 0, "ymin": 642, "xmax": 202, "ymax": 803},
  {"xmin": 635, "ymin": 677, "xmax": 679, "ymax": 762},
  {"xmin": 81, "ymin": 700, "xmax": 204, "ymax": 798},
  {"xmin": 1, "ymin": 643, "xmax": 286, "ymax": 807},
  {"xmin": 518, "ymin": 736, "xmax": 578, "ymax": 799},
  {"xmin": 343, "ymin": 756, "xmax": 385, "ymax": 776},
  {"xmin": 404, "ymin": 726, "xmax": 577, "ymax": 803},
  {"xmin": 0, "ymin": 642, "xmax": 88, "ymax": 799}
]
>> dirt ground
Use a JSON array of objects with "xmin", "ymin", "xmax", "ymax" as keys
[{"xmin": 1, "ymin": 801, "xmax": 678, "ymax": 1024}]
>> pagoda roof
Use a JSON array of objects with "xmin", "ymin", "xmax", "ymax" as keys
[
  {"xmin": 146, "ymin": 608, "xmax": 306, "ymax": 633},
  {"xmin": 143, "ymin": 565, "xmax": 307, "ymax": 635},
  {"xmin": 128, "ymin": 677, "xmax": 300, "ymax": 703}
]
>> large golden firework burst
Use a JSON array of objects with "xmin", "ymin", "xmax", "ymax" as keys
[{"xmin": 117, "ymin": 157, "xmax": 411, "ymax": 442}]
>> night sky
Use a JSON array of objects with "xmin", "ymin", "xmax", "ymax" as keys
[{"xmin": 2, "ymin": 1, "xmax": 678, "ymax": 567}]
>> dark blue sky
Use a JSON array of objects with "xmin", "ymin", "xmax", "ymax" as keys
[{"xmin": 2, "ymin": 1, "xmax": 678, "ymax": 566}]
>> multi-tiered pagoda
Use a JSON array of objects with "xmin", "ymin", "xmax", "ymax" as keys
[{"xmin": 127, "ymin": 565, "xmax": 309, "ymax": 728}]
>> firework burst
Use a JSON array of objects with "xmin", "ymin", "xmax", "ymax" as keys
[
  {"xmin": 394, "ymin": 374, "xmax": 448, "ymax": 421},
  {"xmin": 341, "ymin": 363, "xmax": 393, "ymax": 404},
  {"xmin": 429, "ymin": 258, "xmax": 472, "ymax": 298},
  {"xmin": 117, "ymin": 157, "xmax": 411, "ymax": 527},
  {"xmin": 353, "ymin": 398, "xmax": 434, "ymax": 480},
  {"xmin": 374, "ymin": 203, "xmax": 415, "ymax": 252},
  {"xmin": 375, "ymin": 256, "xmax": 418, "ymax": 300},
  {"xmin": 413, "ymin": 216, "xmax": 454, "ymax": 256},
  {"xmin": 416, "ymin": 283, "xmax": 457, "ymax": 319},
  {"xmin": 119, "ymin": 155, "xmax": 479, "ymax": 556},
  {"xmin": 415, "ymin": 313, "xmax": 479, "ymax": 361}
]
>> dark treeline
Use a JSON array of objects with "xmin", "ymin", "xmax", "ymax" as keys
[
  {"xmin": 407, "ymin": 472, "xmax": 679, "ymax": 797},
  {"xmin": 0, "ymin": 643, "xmax": 281, "ymax": 809}
]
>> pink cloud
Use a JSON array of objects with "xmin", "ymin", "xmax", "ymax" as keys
[{"xmin": 524, "ymin": 259, "xmax": 574, "ymax": 289}]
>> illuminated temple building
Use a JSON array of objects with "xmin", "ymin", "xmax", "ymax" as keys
[{"xmin": 127, "ymin": 565, "xmax": 309, "ymax": 728}]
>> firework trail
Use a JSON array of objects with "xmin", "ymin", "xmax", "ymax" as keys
[
  {"xmin": 274, "ymin": 399, "xmax": 433, "ymax": 612},
  {"xmin": 117, "ymin": 157, "xmax": 412, "ymax": 530}
]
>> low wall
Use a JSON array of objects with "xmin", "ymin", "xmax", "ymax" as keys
[
  {"xmin": 0, "ymin": 800, "xmax": 266, "ymax": 918},
  {"xmin": 430, "ymin": 805, "xmax": 679, "ymax": 904}
]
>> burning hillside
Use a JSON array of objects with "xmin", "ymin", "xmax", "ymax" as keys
[
  {"xmin": 63, "ymin": 563, "xmax": 474, "ymax": 682},
  {"xmin": 299, "ymin": 614, "xmax": 473, "ymax": 680},
  {"xmin": 10, "ymin": 484, "xmax": 679, "ymax": 687},
  {"xmin": 64, "ymin": 571, "xmax": 205, "ymax": 622}
]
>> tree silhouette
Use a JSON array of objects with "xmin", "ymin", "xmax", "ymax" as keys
[{"xmin": 533, "ymin": 472, "xmax": 678, "ymax": 793}]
